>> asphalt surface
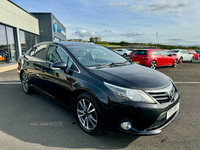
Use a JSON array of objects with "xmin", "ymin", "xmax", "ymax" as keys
[{"xmin": 0, "ymin": 59, "xmax": 200, "ymax": 150}]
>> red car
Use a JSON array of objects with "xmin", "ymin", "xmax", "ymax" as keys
[
  {"xmin": 187, "ymin": 50, "xmax": 200, "ymax": 59},
  {"xmin": 131, "ymin": 49, "xmax": 179, "ymax": 69}
]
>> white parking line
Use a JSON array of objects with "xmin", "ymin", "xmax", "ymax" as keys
[
  {"xmin": 0, "ymin": 81, "xmax": 21, "ymax": 84},
  {"xmin": 168, "ymin": 70, "xmax": 187, "ymax": 71},
  {"xmin": 175, "ymin": 82, "xmax": 200, "ymax": 83}
]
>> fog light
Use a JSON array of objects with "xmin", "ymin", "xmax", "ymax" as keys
[{"xmin": 121, "ymin": 122, "xmax": 132, "ymax": 130}]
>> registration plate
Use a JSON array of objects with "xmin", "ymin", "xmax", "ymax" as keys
[
  {"xmin": 167, "ymin": 103, "xmax": 180, "ymax": 119},
  {"xmin": 134, "ymin": 61, "xmax": 140, "ymax": 64}
]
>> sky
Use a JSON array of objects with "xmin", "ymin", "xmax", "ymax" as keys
[{"xmin": 11, "ymin": 0, "xmax": 200, "ymax": 46}]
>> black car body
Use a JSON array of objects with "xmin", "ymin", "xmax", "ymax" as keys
[{"xmin": 17, "ymin": 42, "xmax": 181, "ymax": 136}]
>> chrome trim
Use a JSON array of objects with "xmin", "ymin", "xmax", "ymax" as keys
[{"xmin": 145, "ymin": 83, "xmax": 176, "ymax": 103}]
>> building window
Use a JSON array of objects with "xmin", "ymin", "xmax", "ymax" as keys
[
  {"xmin": 0, "ymin": 24, "xmax": 17, "ymax": 64},
  {"xmin": 6, "ymin": 26, "xmax": 17, "ymax": 62},
  {"xmin": 20, "ymin": 30, "xmax": 27, "ymax": 55},
  {"xmin": 20, "ymin": 30, "xmax": 40, "ymax": 54},
  {"xmin": 0, "ymin": 24, "xmax": 8, "ymax": 64}
]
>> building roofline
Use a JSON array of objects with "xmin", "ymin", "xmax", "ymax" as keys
[
  {"xmin": 31, "ymin": 12, "xmax": 66, "ymax": 30},
  {"xmin": 8, "ymin": 0, "xmax": 38, "ymax": 20}
]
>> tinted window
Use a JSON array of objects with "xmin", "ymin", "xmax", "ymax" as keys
[
  {"xmin": 31, "ymin": 44, "xmax": 47, "ymax": 59},
  {"xmin": 153, "ymin": 50, "xmax": 161, "ymax": 55},
  {"xmin": 117, "ymin": 50, "xmax": 122, "ymax": 52},
  {"xmin": 134, "ymin": 50, "xmax": 148, "ymax": 55},
  {"xmin": 47, "ymin": 45, "xmax": 68, "ymax": 63},
  {"xmin": 47, "ymin": 44, "xmax": 78, "ymax": 71},
  {"xmin": 159, "ymin": 50, "xmax": 170, "ymax": 56},
  {"xmin": 169, "ymin": 50, "xmax": 179, "ymax": 53}
]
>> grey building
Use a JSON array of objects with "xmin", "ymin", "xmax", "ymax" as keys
[
  {"xmin": 31, "ymin": 13, "xmax": 66, "ymax": 42},
  {"xmin": 0, "ymin": 0, "xmax": 66, "ymax": 65}
]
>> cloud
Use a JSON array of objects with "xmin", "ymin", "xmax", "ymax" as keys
[
  {"xmin": 71, "ymin": 30, "xmax": 96, "ymax": 37},
  {"xmin": 127, "ymin": 5, "xmax": 144, "ymax": 12},
  {"xmin": 167, "ymin": 37, "xmax": 185, "ymax": 41},
  {"xmin": 148, "ymin": 1, "xmax": 192, "ymax": 13},
  {"xmin": 119, "ymin": 33, "xmax": 145, "ymax": 37},
  {"xmin": 167, "ymin": 37, "xmax": 198, "ymax": 44},
  {"xmin": 104, "ymin": 30, "xmax": 112, "ymax": 33},
  {"xmin": 109, "ymin": 2, "xmax": 127, "ymax": 7}
]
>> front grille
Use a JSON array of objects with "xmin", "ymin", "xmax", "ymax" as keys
[{"xmin": 146, "ymin": 83, "xmax": 176, "ymax": 104}]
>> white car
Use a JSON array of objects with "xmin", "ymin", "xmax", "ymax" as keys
[
  {"xmin": 115, "ymin": 49, "xmax": 131, "ymax": 57},
  {"xmin": 168, "ymin": 49, "xmax": 194, "ymax": 63}
]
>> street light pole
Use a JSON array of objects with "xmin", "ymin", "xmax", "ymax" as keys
[
  {"xmin": 99, "ymin": 34, "xmax": 100, "ymax": 44},
  {"xmin": 156, "ymin": 32, "xmax": 158, "ymax": 49}
]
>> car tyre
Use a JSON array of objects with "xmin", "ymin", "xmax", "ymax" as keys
[
  {"xmin": 173, "ymin": 59, "xmax": 178, "ymax": 68},
  {"xmin": 190, "ymin": 56, "xmax": 194, "ymax": 62},
  {"xmin": 179, "ymin": 57, "xmax": 183, "ymax": 63},
  {"xmin": 123, "ymin": 53, "xmax": 127, "ymax": 57},
  {"xmin": 75, "ymin": 92, "xmax": 104, "ymax": 135},
  {"xmin": 150, "ymin": 60, "xmax": 157, "ymax": 69},
  {"xmin": 21, "ymin": 71, "xmax": 33, "ymax": 94}
]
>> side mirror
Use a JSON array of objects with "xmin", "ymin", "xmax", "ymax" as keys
[
  {"xmin": 168, "ymin": 54, "xmax": 172, "ymax": 56},
  {"xmin": 51, "ymin": 61, "xmax": 67, "ymax": 70}
]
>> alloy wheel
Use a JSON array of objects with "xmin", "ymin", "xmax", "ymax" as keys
[
  {"xmin": 77, "ymin": 99, "xmax": 98, "ymax": 131},
  {"xmin": 21, "ymin": 72, "xmax": 29, "ymax": 93},
  {"xmin": 123, "ymin": 53, "xmax": 127, "ymax": 57},
  {"xmin": 179, "ymin": 57, "xmax": 183, "ymax": 63},
  {"xmin": 150, "ymin": 61, "xmax": 156, "ymax": 69},
  {"xmin": 173, "ymin": 60, "xmax": 178, "ymax": 67},
  {"xmin": 191, "ymin": 57, "xmax": 194, "ymax": 62}
]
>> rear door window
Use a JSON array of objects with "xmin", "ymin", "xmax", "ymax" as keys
[
  {"xmin": 30, "ymin": 44, "xmax": 48, "ymax": 60},
  {"xmin": 153, "ymin": 50, "xmax": 161, "ymax": 55},
  {"xmin": 159, "ymin": 50, "xmax": 170, "ymax": 56}
]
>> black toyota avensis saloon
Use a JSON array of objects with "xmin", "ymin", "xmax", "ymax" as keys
[{"xmin": 17, "ymin": 42, "xmax": 181, "ymax": 136}]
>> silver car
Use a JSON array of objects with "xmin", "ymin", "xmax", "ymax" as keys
[{"xmin": 168, "ymin": 49, "xmax": 194, "ymax": 63}]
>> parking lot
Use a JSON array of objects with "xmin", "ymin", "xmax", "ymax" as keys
[{"xmin": 0, "ymin": 60, "xmax": 200, "ymax": 150}]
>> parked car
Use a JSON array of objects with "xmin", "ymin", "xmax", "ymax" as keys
[
  {"xmin": 187, "ymin": 50, "xmax": 200, "ymax": 59},
  {"xmin": 17, "ymin": 42, "xmax": 180, "ymax": 136},
  {"xmin": 196, "ymin": 50, "xmax": 200, "ymax": 55},
  {"xmin": 115, "ymin": 49, "xmax": 131, "ymax": 57},
  {"xmin": 168, "ymin": 49, "xmax": 194, "ymax": 63},
  {"xmin": 0, "ymin": 50, "xmax": 8, "ymax": 61},
  {"xmin": 131, "ymin": 49, "xmax": 179, "ymax": 69},
  {"xmin": 129, "ymin": 49, "xmax": 136, "ymax": 57}
]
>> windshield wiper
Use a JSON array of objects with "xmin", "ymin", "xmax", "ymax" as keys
[{"xmin": 96, "ymin": 61, "xmax": 131, "ymax": 69}]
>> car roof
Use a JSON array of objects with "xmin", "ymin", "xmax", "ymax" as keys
[
  {"xmin": 135, "ymin": 49, "xmax": 163, "ymax": 51},
  {"xmin": 35, "ymin": 41, "xmax": 95, "ymax": 47}
]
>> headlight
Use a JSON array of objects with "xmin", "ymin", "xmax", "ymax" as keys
[{"xmin": 104, "ymin": 82, "xmax": 155, "ymax": 103}]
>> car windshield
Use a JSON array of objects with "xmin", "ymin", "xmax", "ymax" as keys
[
  {"xmin": 66, "ymin": 45, "xmax": 128, "ymax": 67},
  {"xmin": 168, "ymin": 50, "xmax": 179, "ymax": 53}
]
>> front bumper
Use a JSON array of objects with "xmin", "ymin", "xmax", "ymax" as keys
[
  {"xmin": 101, "ymin": 90, "xmax": 181, "ymax": 136},
  {"xmin": 118, "ymin": 108, "xmax": 179, "ymax": 136}
]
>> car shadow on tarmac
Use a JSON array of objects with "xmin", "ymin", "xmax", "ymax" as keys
[{"xmin": 0, "ymin": 84, "xmax": 138, "ymax": 149}]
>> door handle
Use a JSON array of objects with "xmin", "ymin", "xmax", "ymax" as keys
[
  {"xmin": 34, "ymin": 66, "xmax": 41, "ymax": 71},
  {"xmin": 42, "ymin": 68, "xmax": 46, "ymax": 73}
]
